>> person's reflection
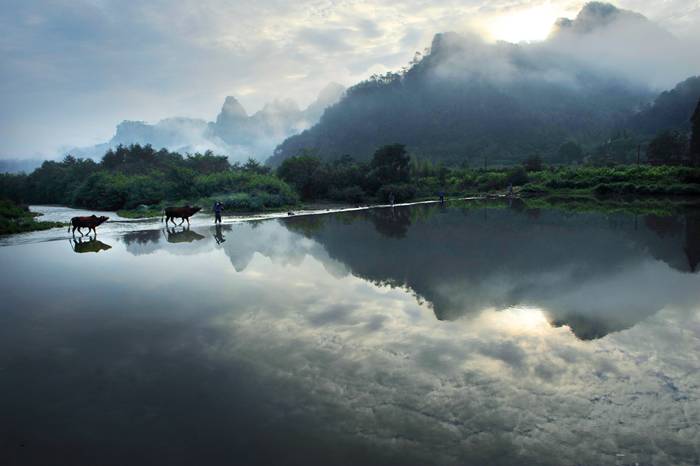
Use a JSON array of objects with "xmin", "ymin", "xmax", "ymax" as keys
[
  {"xmin": 164, "ymin": 225, "xmax": 205, "ymax": 244},
  {"xmin": 214, "ymin": 224, "xmax": 226, "ymax": 245},
  {"xmin": 69, "ymin": 237, "xmax": 112, "ymax": 253}
]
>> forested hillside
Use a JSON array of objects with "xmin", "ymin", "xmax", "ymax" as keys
[{"xmin": 269, "ymin": 3, "xmax": 699, "ymax": 167}]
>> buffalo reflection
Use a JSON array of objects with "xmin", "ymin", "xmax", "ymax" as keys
[
  {"xmin": 69, "ymin": 237, "xmax": 112, "ymax": 254},
  {"xmin": 164, "ymin": 226, "xmax": 205, "ymax": 244}
]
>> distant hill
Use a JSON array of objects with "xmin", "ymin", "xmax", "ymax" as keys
[
  {"xmin": 629, "ymin": 76, "xmax": 700, "ymax": 135},
  {"xmin": 71, "ymin": 83, "xmax": 345, "ymax": 162},
  {"xmin": 269, "ymin": 3, "xmax": 698, "ymax": 166},
  {"xmin": 0, "ymin": 158, "xmax": 44, "ymax": 174}
]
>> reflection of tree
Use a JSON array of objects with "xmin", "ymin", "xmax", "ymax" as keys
[
  {"xmin": 282, "ymin": 215, "xmax": 328, "ymax": 238},
  {"xmin": 685, "ymin": 211, "xmax": 700, "ymax": 273},
  {"xmin": 644, "ymin": 215, "xmax": 683, "ymax": 238},
  {"xmin": 122, "ymin": 229, "xmax": 161, "ymax": 246},
  {"xmin": 643, "ymin": 207, "xmax": 700, "ymax": 273},
  {"xmin": 367, "ymin": 208, "xmax": 412, "ymax": 239}
]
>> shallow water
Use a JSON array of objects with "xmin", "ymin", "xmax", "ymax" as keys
[{"xmin": 1, "ymin": 200, "xmax": 699, "ymax": 465}]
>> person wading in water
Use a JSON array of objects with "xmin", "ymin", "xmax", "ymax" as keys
[{"xmin": 213, "ymin": 201, "xmax": 224, "ymax": 224}]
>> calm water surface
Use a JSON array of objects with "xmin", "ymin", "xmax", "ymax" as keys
[{"xmin": 1, "ymin": 200, "xmax": 699, "ymax": 465}]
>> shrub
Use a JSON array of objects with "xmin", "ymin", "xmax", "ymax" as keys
[{"xmin": 377, "ymin": 183, "xmax": 417, "ymax": 203}]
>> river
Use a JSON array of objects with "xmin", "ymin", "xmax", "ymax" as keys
[{"xmin": 1, "ymin": 200, "xmax": 699, "ymax": 465}]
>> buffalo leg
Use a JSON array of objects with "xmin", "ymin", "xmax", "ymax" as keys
[{"xmin": 179, "ymin": 218, "xmax": 185, "ymax": 226}]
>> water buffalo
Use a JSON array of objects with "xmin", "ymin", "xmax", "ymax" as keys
[
  {"xmin": 68, "ymin": 215, "xmax": 109, "ymax": 236},
  {"xmin": 162, "ymin": 206, "xmax": 201, "ymax": 226}
]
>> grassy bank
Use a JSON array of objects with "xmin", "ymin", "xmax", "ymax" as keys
[{"xmin": 0, "ymin": 199, "xmax": 64, "ymax": 235}]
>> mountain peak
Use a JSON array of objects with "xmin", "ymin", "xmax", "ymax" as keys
[
  {"xmin": 551, "ymin": 2, "xmax": 647, "ymax": 36},
  {"xmin": 220, "ymin": 96, "xmax": 248, "ymax": 119}
]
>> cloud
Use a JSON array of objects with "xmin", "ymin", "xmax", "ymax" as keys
[{"xmin": 1, "ymin": 0, "xmax": 699, "ymax": 157}]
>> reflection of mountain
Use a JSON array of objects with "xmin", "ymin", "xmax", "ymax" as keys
[
  {"xmin": 282, "ymin": 202, "xmax": 700, "ymax": 339},
  {"xmin": 71, "ymin": 83, "xmax": 345, "ymax": 162},
  {"xmin": 116, "ymin": 203, "xmax": 699, "ymax": 340}
]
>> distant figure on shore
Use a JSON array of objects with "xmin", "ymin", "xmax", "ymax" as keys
[
  {"xmin": 213, "ymin": 201, "xmax": 224, "ymax": 224},
  {"xmin": 439, "ymin": 191, "xmax": 445, "ymax": 203},
  {"xmin": 68, "ymin": 215, "xmax": 109, "ymax": 236},
  {"xmin": 507, "ymin": 183, "xmax": 514, "ymax": 197},
  {"xmin": 389, "ymin": 192, "xmax": 395, "ymax": 207}
]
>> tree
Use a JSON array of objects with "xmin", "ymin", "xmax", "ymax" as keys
[
  {"xmin": 523, "ymin": 154, "xmax": 543, "ymax": 172},
  {"xmin": 276, "ymin": 154, "xmax": 324, "ymax": 199},
  {"xmin": 690, "ymin": 98, "xmax": 700, "ymax": 166},
  {"xmin": 557, "ymin": 141, "xmax": 584, "ymax": 164},
  {"xmin": 647, "ymin": 130, "xmax": 687, "ymax": 166},
  {"xmin": 370, "ymin": 144, "xmax": 410, "ymax": 185},
  {"xmin": 241, "ymin": 157, "xmax": 271, "ymax": 175}
]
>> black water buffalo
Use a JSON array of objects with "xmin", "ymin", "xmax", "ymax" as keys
[
  {"xmin": 68, "ymin": 215, "xmax": 109, "ymax": 236},
  {"xmin": 162, "ymin": 206, "xmax": 201, "ymax": 226}
]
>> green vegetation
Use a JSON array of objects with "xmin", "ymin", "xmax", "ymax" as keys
[
  {"xmin": 1, "ymin": 145, "xmax": 299, "ymax": 214},
  {"xmin": 0, "ymin": 199, "xmax": 63, "ymax": 235},
  {"xmin": 116, "ymin": 207, "xmax": 163, "ymax": 219},
  {"xmin": 278, "ymin": 148, "xmax": 700, "ymax": 204},
  {"xmin": 1, "ymin": 142, "xmax": 699, "ymax": 234}
]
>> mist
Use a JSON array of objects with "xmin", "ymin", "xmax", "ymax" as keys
[{"xmin": 2, "ymin": 1, "xmax": 700, "ymax": 162}]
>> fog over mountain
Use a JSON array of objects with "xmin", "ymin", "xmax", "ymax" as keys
[
  {"xmin": 270, "ymin": 2, "xmax": 700, "ymax": 166},
  {"xmin": 70, "ymin": 82, "xmax": 345, "ymax": 163}
]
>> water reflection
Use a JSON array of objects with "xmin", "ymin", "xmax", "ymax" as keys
[
  {"xmin": 1, "ymin": 201, "xmax": 699, "ymax": 465},
  {"xmin": 68, "ymin": 237, "xmax": 112, "ymax": 253},
  {"xmin": 111, "ymin": 201, "xmax": 700, "ymax": 340},
  {"xmin": 164, "ymin": 225, "xmax": 205, "ymax": 244},
  {"xmin": 214, "ymin": 224, "xmax": 226, "ymax": 245}
]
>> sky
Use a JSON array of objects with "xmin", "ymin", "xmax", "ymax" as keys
[{"xmin": 1, "ymin": 0, "xmax": 700, "ymax": 159}]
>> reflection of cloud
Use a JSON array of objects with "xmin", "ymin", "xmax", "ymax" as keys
[
  {"xmin": 208, "ymin": 261, "xmax": 700, "ymax": 465},
  {"xmin": 5, "ymin": 205, "xmax": 700, "ymax": 464},
  {"xmin": 119, "ymin": 204, "xmax": 700, "ymax": 341},
  {"xmin": 288, "ymin": 205, "xmax": 700, "ymax": 339}
]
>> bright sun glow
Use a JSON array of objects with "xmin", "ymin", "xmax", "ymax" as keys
[{"xmin": 487, "ymin": 5, "xmax": 566, "ymax": 43}]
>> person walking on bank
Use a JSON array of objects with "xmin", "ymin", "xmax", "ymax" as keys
[{"xmin": 213, "ymin": 201, "xmax": 224, "ymax": 224}]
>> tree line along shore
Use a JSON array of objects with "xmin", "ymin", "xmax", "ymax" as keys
[{"xmin": 1, "ymin": 133, "xmax": 699, "ymax": 236}]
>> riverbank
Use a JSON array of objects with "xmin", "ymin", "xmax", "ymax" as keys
[{"xmin": 0, "ymin": 200, "xmax": 64, "ymax": 235}]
